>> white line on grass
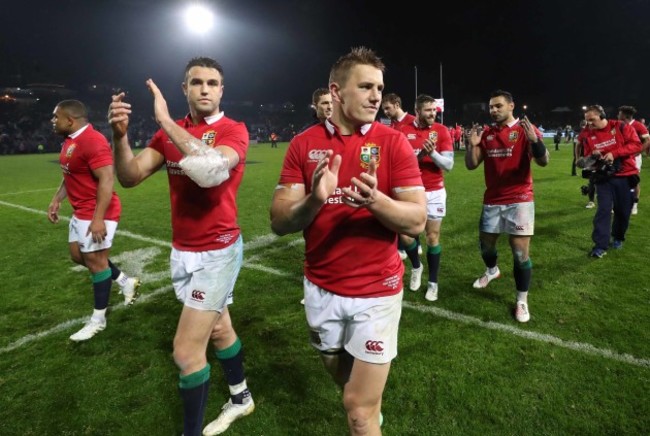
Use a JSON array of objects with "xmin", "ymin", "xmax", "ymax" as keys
[
  {"xmin": 403, "ymin": 301, "xmax": 650, "ymax": 369},
  {"xmin": 0, "ymin": 199, "xmax": 292, "ymax": 352},
  {"xmin": 0, "ymin": 285, "xmax": 173, "ymax": 354},
  {"xmin": 0, "ymin": 200, "xmax": 279, "ymax": 252},
  {"xmin": 3, "ymin": 199, "xmax": 649, "ymax": 368},
  {"xmin": 0, "ymin": 188, "xmax": 58, "ymax": 196}
]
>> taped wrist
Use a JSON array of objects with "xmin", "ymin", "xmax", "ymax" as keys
[
  {"xmin": 531, "ymin": 139, "xmax": 547, "ymax": 159},
  {"xmin": 179, "ymin": 140, "xmax": 230, "ymax": 188}
]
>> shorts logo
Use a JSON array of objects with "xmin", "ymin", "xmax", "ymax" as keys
[
  {"xmin": 308, "ymin": 149, "xmax": 329, "ymax": 162},
  {"xmin": 509, "ymin": 131, "xmax": 519, "ymax": 142},
  {"xmin": 428, "ymin": 131, "xmax": 438, "ymax": 142},
  {"xmin": 360, "ymin": 143, "xmax": 381, "ymax": 169},
  {"xmin": 191, "ymin": 290, "xmax": 205, "ymax": 301},
  {"xmin": 515, "ymin": 225, "xmax": 524, "ymax": 231},
  {"xmin": 65, "ymin": 143, "xmax": 77, "ymax": 158},
  {"xmin": 202, "ymin": 131, "xmax": 216, "ymax": 147},
  {"xmin": 365, "ymin": 340, "xmax": 384, "ymax": 354}
]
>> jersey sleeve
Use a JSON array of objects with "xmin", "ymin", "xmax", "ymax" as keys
[
  {"xmin": 278, "ymin": 139, "xmax": 306, "ymax": 185},
  {"xmin": 614, "ymin": 122, "xmax": 643, "ymax": 158},
  {"xmin": 437, "ymin": 125, "xmax": 453, "ymax": 152},
  {"xmin": 147, "ymin": 128, "xmax": 167, "ymax": 154},
  {"xmin": 218, "ymin": 121, "xmax": 249, "ymax": 162},
  {"xmin": 390, "ymin": 134, "xmax": 424, "ymax": 190},
  {"xmin": 635, "ymin": 121, "xmax": 649, "ymax": 137},
  {"xmin": 87, "ymin": 132, "xmax": 114, "ymax": 170}
]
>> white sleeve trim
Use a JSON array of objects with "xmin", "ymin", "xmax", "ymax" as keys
[{"xmin": 430, "ymin": 150, "xmax": 454, "ymax": 171}]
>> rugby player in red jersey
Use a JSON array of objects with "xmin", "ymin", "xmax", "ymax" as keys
[
  {"xmin": 465, "ymin": 90, "xmax": 549, "ymax": 323},
  {"xmin": 48, "ymin": 99, "xmax": 140, "ymax": 342},
  {"xmin": 398, "ymin": 94, "xmax": 454, "ymax": 302},
  {"xmin": 381, "ymin": 92, "xmax": 416, "ymax": 131},
  {"xmin": 382, "ymin": 92, "xmax": 419, "ymax": 259},
  {"xmin": 270, "ymin": 47, "xmax": 426, "ymax": 435},
  {"xmin": 617, "ymin": 105, "xmax": 650, "ymax": 215},
  {"xmin": 109, "ymin": 57, "xmax": 253, "ymax": 436}
]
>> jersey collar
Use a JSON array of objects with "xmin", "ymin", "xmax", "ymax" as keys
[
  {"xmin": 183, "ymin": 112, "xmax": 224, "ymax": 126},
  {"xmin": 324, "ymin": 119, "xmax": 372, "ymax": 136},
  {"xmin": 68, "ymin": 124, "xmax": 89, "ymax": 139}
]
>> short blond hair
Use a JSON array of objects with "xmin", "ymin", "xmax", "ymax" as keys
[{"xmin": 329, "ymin": 46, "xmax": 385, "ymax": 87}]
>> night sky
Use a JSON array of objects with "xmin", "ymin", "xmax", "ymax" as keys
[{"xmin": 2, "ymin": 0, "xmax": 650, "ymax": 120}]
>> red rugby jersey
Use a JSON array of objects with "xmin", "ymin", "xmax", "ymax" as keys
[
  {"xmin": 399, "ymin": 121, "xmax": 453, "ymax": 191},
  {"xmin": 279, "ymin": 121, "xmax": 423, "ymax": 298},
  {"xmin": 148, "ymin": 113, "xmax": 248, "ymax": 251},
  {"xmin": 630, "ymin": 119, "xmax": 649, "ymax": 156},
  {"xmin": 478, "ymin": 119, "xmax": 542, "ymax": 205},
  {"xmin": 59, "ymin": 124, "xmax": 121, "ymax": 221},
  {"xmin": 390, "ymin": 112, "xmax": 416, "ymax": 131}
]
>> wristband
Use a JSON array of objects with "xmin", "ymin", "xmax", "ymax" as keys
[{"xmin": 531, "ymin": 139, "xmax": 547, "ymax": 159}]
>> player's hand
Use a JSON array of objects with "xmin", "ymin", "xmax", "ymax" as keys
[
  {"xmin": 422, "ymin": 138, "xmax": 436, "ymax": 154},
  {"xmin": 311, "ymin": 150, "xmax": 341, "ymax": 204},
  {"xmin": 108, "ymin": 92, "xmax": 131, "ymax": 139},
  {"xmin": 520, "ymin": 116, "xmax": 538, "ymax": 142},
  {"xmin": 468, "ymin": 125, "xmax": 482, "ymax": 147},
  {"xmin": 87, "ymin": 218, "xmax": 107, "ymax": 243},
  {"xmin": 602, "ymin": 152, "xmax": 614, "ymax": 163},
  {"xmin": 146, "ymin": 79, "xmax": 173, "ymax": 126},
  {"xmin": 342, "ymin": 158, "xmax": 379, "ymax": 208},
  {"xmin": 47, "ymin": 201, "xmax": 60, "ymax": 224}
]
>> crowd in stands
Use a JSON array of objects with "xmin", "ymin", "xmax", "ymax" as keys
[
  {"xmin": 0, "ymin": 95, "xmax": 589, "ymax": 155},
  {"xmin": 0, "ymin": 101, "xmax": 161, "ymax": 155}
]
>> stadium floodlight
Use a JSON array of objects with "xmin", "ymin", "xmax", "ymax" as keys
[{"xmin": 184, "ymin": 3, "xmax": 215, "ymax": 35}]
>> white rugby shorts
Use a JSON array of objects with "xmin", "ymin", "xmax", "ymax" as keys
[
  {"xmin": 426, "ymin": 187, "xmax": 447, "ymax": 220},
  {"xmin": 170, "ymin": 236, "xmax": 243, "ymax": 311},
  {"xmin": 479, "ymin": 202, "xmax": 535, "ymax": 236},
  {"xmin": 68, "ymin": 216, "xmax": 118, "ymax": 253},
  {"xmin": 303, "ymin": 277, "xmax": 403, "ymax": 364}
]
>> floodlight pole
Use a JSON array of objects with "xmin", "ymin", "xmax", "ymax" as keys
[
  {"xmin": 440, "ymin": 62, "xmax": 444, "ymax": 125},
  {"xmin": 414, "ymin": 65, "xmax": 418, "ymax": 101}
]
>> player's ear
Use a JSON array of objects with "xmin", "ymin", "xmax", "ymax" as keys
[
  {"xmin": 330, "ymin": 83, "xmax": 342, "ymax": 103},
  {"xmin": 310, "ymin": 104, "xmax": 316, "ymax": 110}
]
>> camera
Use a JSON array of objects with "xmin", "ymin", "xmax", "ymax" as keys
[
  {"xmin": 580, "ymin": 185, "xmax": 591, "ymax": 196},
  {"xmin": 577, "ymin": 155, "xmax": 621, "ymax": 182}
]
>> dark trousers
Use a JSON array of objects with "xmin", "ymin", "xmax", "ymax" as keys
[
  {"xmin": 592, "ymin": 176, "xmax": 633, "ymax": 250},
  {"xmin": 571, "ymin": 156, "xmax": 577, "ymax": 176}
]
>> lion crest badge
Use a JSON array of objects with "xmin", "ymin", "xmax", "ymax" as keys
[
  {"xmin": 202, "ymin": 130, "xmax": 216, "ymax": 147},
  {"xmin": 65, "ymin": 143, "xmax": 77, "ymax": 158},
  {"xmin": 360, "ymin": 143, "xmax": 381, "ymax": 169}
]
